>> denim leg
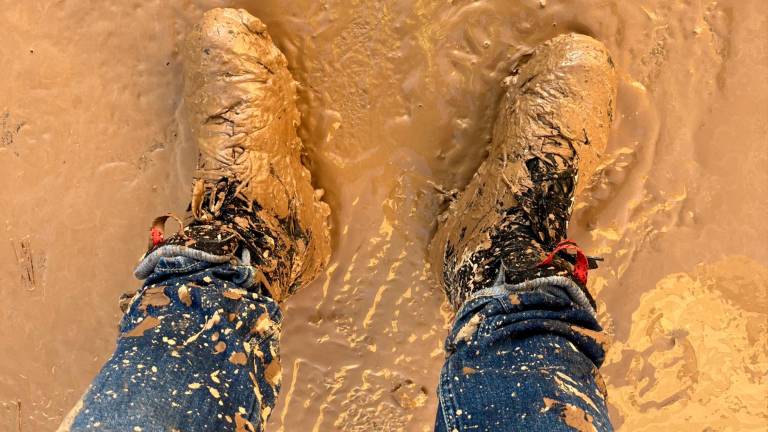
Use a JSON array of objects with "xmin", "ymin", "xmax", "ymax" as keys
[
  {"xmin": 64, "ymin": 256, "xmax": 282, "ymax": 431},
  {"xmin": 435, "ymin": 279, "xmax": 612, "ymax": 432}
]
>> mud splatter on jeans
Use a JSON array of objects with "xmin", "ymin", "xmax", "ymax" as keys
[
  {"xmin": 435, "ymin": 277, "xmax": 612, "ymax": 432},
  {"xmin": 68, "ymin": 256, "xmax": 281, "ymax": 431},
  {"xmin": 66, "ymin": 260, "xmax": 610, "ymax": 431}
]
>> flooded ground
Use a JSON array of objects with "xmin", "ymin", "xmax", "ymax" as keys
[{"xmin": 1, "ymin": 0, "xmax": 766, "ymax": 430}]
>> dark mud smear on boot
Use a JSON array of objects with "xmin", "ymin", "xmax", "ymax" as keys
[{"xmin": 0, "ymin": 0, "xmax": 766, "ymax": 431}]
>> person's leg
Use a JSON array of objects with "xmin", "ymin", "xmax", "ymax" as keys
[
  {"xmin": 430, "ymin": 34, "xmax": 617, "ymax": 431},
  {"xmin": 58, "ymin": 8, "xmax": 330, "ymax": 431},
  {"xmin": 63, "ymin": 256, "xmax": 283, "ymax": 431},
  {"xmin": 434, "ymin": 283, "xmax": 611, "ymax": 432}
]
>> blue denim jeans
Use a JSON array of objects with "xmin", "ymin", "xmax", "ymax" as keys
[
  {"xmin": 62, "ymin": 254, "xmax": 611, "ymax": 431},
  {"xmin": 435, "ymin": 279, "xmax": 612, "ymax": 431},
  {"xmin": 63, "ymin": 255, "xmax": 282, "ymax": 431}
]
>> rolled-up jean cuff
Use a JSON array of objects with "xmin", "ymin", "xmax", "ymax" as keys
[
  {"xmin": 134, "ymin": 245, "xmax": 231, "ymax": 279},
  {"xmin": 462, "ymin": 275, "xmax": 597, "ymax": 319}
]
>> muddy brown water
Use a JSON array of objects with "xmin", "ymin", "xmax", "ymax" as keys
[{"xmin": 1, "ymin": 0, "xmax": 766, "ymax": 430}]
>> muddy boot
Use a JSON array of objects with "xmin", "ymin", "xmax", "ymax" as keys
[
  {"xmin": 429, "ymin": 33, "xmax": 617, "ymax": 311},
  {"xmin": 136, "ymin": 8, "xmax": 331, "ymax": 302}
]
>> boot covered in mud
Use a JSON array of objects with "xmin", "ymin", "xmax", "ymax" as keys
[
  {"xmin": 429, "ymin": 33, "xmax": 617, "ymax": 310},
  {"xmin": 139, "ymin": 8, "xmax": 331, "ymax": 302}
]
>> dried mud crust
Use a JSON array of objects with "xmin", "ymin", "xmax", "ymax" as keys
[
  {"xmin": 430, "ymin": 33, "xmax": 618, "ymax": 310},
  {"xmin": 181, "ymin": 8, "xmax": 331, "ymax": 299}
]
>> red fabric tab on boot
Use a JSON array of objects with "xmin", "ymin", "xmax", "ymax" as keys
[
  {"xmin": 150, "ymin": 227, "xmax": 165, "ymax": 247},
  {"xmin": 147, "ymin": 214, "xmax": 184, "ymax": 249},
  {"xmin": 537, "ymin": 239, "xmax": 590, "ymax": 285}
]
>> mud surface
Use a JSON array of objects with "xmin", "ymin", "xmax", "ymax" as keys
[{"xmin": 1, "ymin": 1, "xmax": 766, "ymax": 431}]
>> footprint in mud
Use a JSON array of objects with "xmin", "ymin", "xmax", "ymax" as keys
[{"xmin": 602, "ymin": 256, "xmax": 768, "ymax": 431}]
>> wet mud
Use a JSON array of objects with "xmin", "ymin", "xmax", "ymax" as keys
[{"xmin": 1, "ymin": 0, "xmax": 766, "ymax": 431}]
